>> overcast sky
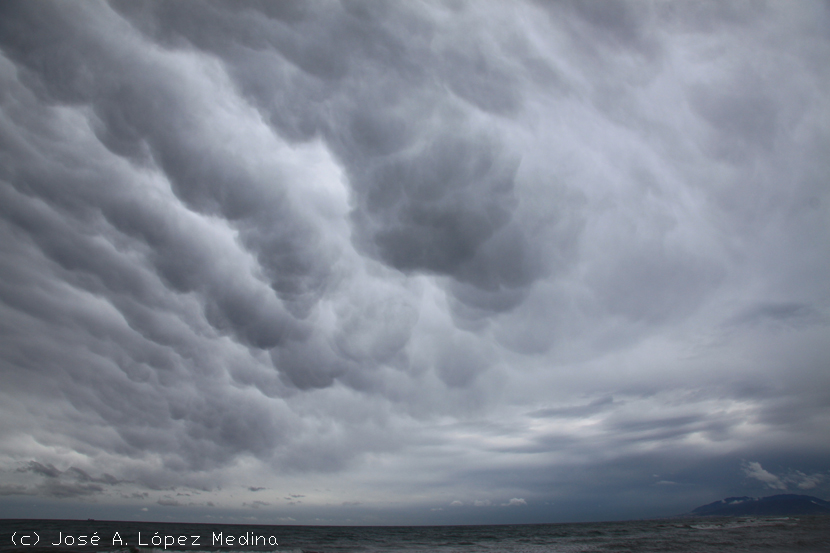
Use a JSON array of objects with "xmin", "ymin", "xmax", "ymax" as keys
[{"xmin": 0, "ymin": 0, "xmax": 829, "ymax": 525}]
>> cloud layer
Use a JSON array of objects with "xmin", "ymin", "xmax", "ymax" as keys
[{"xmin": 0, "ymin": 0, "xmax": 828, "ymax": 524}]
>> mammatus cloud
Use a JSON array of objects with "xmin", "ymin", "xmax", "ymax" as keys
[{"xmin": 0, "ymin": 0, "xmax": 828, "ymax": 524}]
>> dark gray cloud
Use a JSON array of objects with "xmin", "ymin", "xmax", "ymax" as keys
[
  {"xmin": 0, "ymin": 0, "xmax": 828, "ymax": 524},
  {"xmin": 530, "ymin": 396, "xmax": 615, "ymax": 419},
  {"xmin": 21, "ymin": 461, "xmax": 62, "ymax": 479},
  {"xmin": 728, "ymin": 301, "xmax": 825, "ymax": 329},
  {"xmin": 11, "ymin": 461, "xmax": 123, "ymax": 498}
]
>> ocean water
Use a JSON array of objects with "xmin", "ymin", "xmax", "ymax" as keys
[{"xmin": 2, "ymin": 516, "xmax": 829, "ymax": 553}]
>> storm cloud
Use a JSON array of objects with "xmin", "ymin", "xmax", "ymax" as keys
[{"xmin": 0, "ymin": 0, "xmax": 828, "ymax": 524}]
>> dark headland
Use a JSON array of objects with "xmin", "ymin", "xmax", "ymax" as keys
[{"xmin": 689, "ymin": 494, "xmax": 830, "ymax": 516}]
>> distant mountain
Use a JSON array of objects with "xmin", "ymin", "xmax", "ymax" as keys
[{"xmin": 690, "ymin": 494, "xmax": 830, "ymax": 516}]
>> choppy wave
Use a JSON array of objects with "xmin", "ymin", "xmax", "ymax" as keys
[{"xmin": 2, "ymin": 516, "xmax": 829, "ymax": 553}]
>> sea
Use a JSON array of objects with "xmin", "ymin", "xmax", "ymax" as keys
[{"xmin": 2, "ymin": 516, "xmax": 829, "ymax": 553}]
